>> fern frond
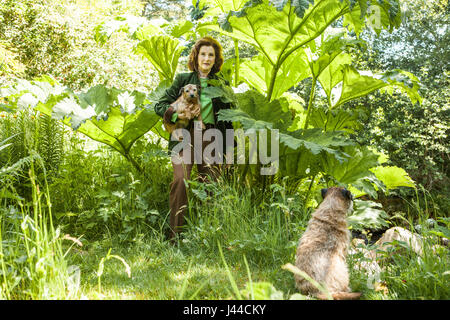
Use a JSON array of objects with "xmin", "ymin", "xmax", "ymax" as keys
[{"xmin": 37, "ymin": 113, "xmax": 64, "ymax": 174}]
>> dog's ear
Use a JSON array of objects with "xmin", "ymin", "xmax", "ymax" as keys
[
  {"xmin": 341, "ymin": 188, "xmax": 353, "ymax": 200},
  {"xmin": 179, "ymin": 87, "xmax": 185, "ymax": 96},
  {"xmin": 321, "ymin": 188, "xmax": 328, "ymax": 199}
]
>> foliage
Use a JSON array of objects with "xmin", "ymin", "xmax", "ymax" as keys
[
  {"xmin": 198, "ymin": 0, "xmax": 419, "ymax": 207},
  {"xmin": 354, "ymin": 0, "xmax": 449, "ymax": 194},
  {"xmin": 47, "ymin": 133, "xmax": 172, "ymax": 241},
  {"xmin": 0, "ymin": 76, "xmax": 169, "ymax": 172},
  {"xmin": 0, "ymin": 0, "xmax": 73, "ymax": 80},
  {"xmin": 348, "ymin": 199, "xmax": 389, "ymax": 231},
  {"xmin": 0, "ymin": 159, "xmax": 76, "ymax": 299},
  {"xmin": 0, "ymin": 0, "xmax": 447, "ymax": 301},
  {"xmin": 142, "ymin": 0, "xmax": 190, "ymax": 21},
  {"xmin": 135, "ymin": 35, "xmax": 185, "ymax": 81},
  {"xmin": 0, "ymin": 42, "xmax": 25, "ymax": 78},
  {"xmin": 184, "ymin": 172, "xmax": 307, "ymax": 266},
  {"xmin": 0, "ymin": 4, "xmax": 197, "ymax": 171},
  {"xmin": 0, "ymin": 108, "xmax": 65, "ymax": 196},
  {"xmin": 370, "ymin": 166, "xmax": 416, "ymax": 191},
  {"xmin": 0, "ymin": 0, "xmax": 156, "ymax": 91},
  {"xmin": 196, "ymin": 0, "xmax": 404, "ymax": 98}
]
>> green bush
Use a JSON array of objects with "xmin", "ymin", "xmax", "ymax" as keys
[
  {"xmin": 0, "ymin": 0, "xmax": 157, "ymax": 91},
  {"xmin": 49, "ymin": 132, "xmax": 172, "ymax": 241},
  {"xmin": 0, "ymin": 0, "xmax": 73, "ymax": 79}
]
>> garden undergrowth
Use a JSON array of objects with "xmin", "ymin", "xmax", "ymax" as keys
[{"xmin": 1, "ymin": 130, "xmax": 448, "ymax": 300}]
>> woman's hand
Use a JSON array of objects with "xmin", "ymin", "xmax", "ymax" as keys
[{"xmin": 177, "ymin": 110, "xmax": 189, "ymax": 120}]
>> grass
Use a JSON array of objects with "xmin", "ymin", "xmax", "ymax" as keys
[
  {"xmin": 0, "ymin": 162, "xmax": 73, "ymax": 299},
  {"xmin": 48, "ymin": 174, "xmax": 450, "ymax": 300},
  {"xmin": 63, "ymin": 218, "xmax": 449, "ymax": 300},
  {"xmin": 63, "ymin": 236, "xmax": 299, "ymax": 300},
  {"xmin": 0, "ymin": 135, "xmax": 448, "ymax": 300}
]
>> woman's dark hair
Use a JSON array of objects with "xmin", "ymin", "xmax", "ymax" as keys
[{"xmin": 187, "ymin": 36, "xmax": 224, "ymax": 75}]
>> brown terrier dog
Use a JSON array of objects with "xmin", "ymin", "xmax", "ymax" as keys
[
  {"xmin": 294, "ymin": 187, "xmax": 362, "ymax": 300},
  {"xmin": 163, "ymin": 84, "xmax": 204, "ymax": 141}
]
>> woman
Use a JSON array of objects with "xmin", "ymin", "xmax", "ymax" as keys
[{"xmin": 154, "ymin": 36, "xmax": 233, "ymax": 240}]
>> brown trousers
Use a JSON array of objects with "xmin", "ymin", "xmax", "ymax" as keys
[{"xmin": 168, "ymin": 125, "xmax": 219, "ymax": 239}]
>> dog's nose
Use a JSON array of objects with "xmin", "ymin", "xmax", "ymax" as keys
[{"xmin": 190, "ymin": 94, "xmax": 195, "ymax": 98}]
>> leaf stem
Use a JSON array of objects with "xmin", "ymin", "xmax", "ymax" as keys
[
  {"xmin": 234, "ymin": 39, "xmax": 240, "ymax": 87},
  {"xmin": 304, "ymin": 173, "xmax": 317, "ymax": 205},
  {"xmin": 124, "ymin": 153, "xmax": 143, "ymax": 173},
  {"xmin": 303, "ymin": 77, "xmax": 317, "ymax": 130}
]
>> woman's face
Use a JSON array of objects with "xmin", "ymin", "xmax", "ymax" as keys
[{"xmin": 197, "ymin": 45, "xmax": 215, "ymax": 75}]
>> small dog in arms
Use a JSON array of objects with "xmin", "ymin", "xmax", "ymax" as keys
[
  {"xmin": 294, "ymin": 187, "xmax": 362, "ymax": 300},
  {"xmin": 163, "ymin": 84, "xmax": 205, "ymax": 141}
]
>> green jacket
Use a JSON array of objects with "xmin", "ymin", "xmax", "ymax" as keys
[{"xmin": 154, "ymin": 71, "xmax": 234, "ymax": 153}]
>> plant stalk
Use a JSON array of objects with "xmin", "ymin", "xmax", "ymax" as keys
[
  {"xmin": 234, "ymin": 39, "xmax": 240, "ymax": 87},
  {"xmin": 303, "ymin": 77, "xmax": 317, "ymax": 130},
  {"xmin": 267, "ymin": 63, "xmax": 280, "ymax": 102},
  {"xmin": 304, "ymin": 174, "xmax": 317, "ymax": 205},
  {"xmin": 124, "ymin": 152, "xmax": 143, "ymax": 173}
]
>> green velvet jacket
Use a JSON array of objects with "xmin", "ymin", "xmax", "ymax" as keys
[{"xmin": 154, "ymin": 71, "xmax": 234, "ymax": 152}]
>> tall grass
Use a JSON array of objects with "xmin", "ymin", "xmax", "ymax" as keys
[
  {"xmin": 182, "ymin": 169, "xmax": 310, "ymax": 267},
  {"xmin": 0, "ymin": 160, "xmax": 77, "ymax": 299},
  {"xmin": 382, "ymin": 188, "xmax": 449, "ymax": 299}
]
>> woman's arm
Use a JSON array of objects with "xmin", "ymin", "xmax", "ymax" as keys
[{"xmin": 154, "ymin": 74, "xmax": 183, "ymax": 123}]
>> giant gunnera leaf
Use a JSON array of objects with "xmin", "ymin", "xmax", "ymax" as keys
[
  {"xmin": 331, "ymin": 65, "xmax": 422, "ymax": 108},
  {"xmin": 370, "ymin": 166, "xmax": 416, "ymax": 190},
  {"xmin": 135, "ymin": 35, "xmax": 185, "ymax": 81},
  {"xmin": 197, "ymin": 0, "xmax": 402, "ymax": 100},
  {"xmin": 347, "ymin": 199, "xmax": 390, "ymax": 231},
  {"xmin": 217, "ymin": 90, "xmax": 354, "ymax": 177},
  {"xmin": 0, "ymin": 77, "xmax": 167, "ymax": 167}
]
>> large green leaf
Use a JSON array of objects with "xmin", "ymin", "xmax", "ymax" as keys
[
  {"xmin": 320, "ymin": 144, "xmax": 380, "ymax": 185},
  {"xmin": 43, "ymin": 89, "xmax": 160, "ymax": 156},
  {"xmin": 0, "ymin": 75, "xmax": 67, "ymax": 111},
  {"xmin": 343, "ymin": 0, "xmax": 401, "ymax": 35},
  {"xmin": 94, "ymin": 15, "xmax": 150, "ymax": 44},
  {"xmin": 93, "ymin": 17, "xmax": 188, "ymax": 83},
  {"xmin": 218, "ymin": 107, "xmax": 353, "ymax": 176},
  {"xmin": 0, "ymin": 78, "xmax": 165, "ymax": 159},
  {"xmin": 235, "ymin": 90, "xmax": 292, "ymax": 131},
  {"xmin": 239, "ymin": 30, "xmax": 361, "ymax": 104},
  {"xmin": 135, "ymin": 35, "xmax": 184, "ymax": 81},
  {"xmin": 332, "ymin": 65, "xmax": 422, "ymax": 108},
  {"xmin": 239, "ymin": 50, "xmax": 310, "ymax": 100},
  {"xmin": 280, "ymin": 127, "xmax": 353, "ymax": 158},
  {"xmin": 276, "ymin": 126, "xmax": 355, "ymax": 177},
  {"xmin": 346, "ymin": 159, "xmax": 415, "ymax": 198},
  {"xmin": 312, "ymin": 32, "xmax": 362, "ymax": 99},
  {"xmin": 316, "ymin": 52, "xmax": 351, "ymax": 100},
  {"xmin": 197, "ymin": 0, "xmax": 402, "ymax": 100},
  {"xmin": 93, "ymin": 14, "xmax": 184, "ymax": 44},
  {"xmin": 217, "ymin": 90, "xmax": 354, "ymax": 176},
  {"xmin": 308, "ymin": 107, "xmax": 362, "ymax": 133},
  {"xmin": 311, "ymin": 32, "xmax": 364, "ymax": 77},
  {"xmin": 94, "ymin": 14, "xmax": 195, "ymax": 42},
  {"xmin": 370, "ymin": 166, "xmax": 416, "ymax": 190},
  {"xmin": 347, "ymin": 199, "xmax": 389, "ymax": 231}
]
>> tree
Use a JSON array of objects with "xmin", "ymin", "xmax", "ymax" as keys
[{"xmin": 355, "ymin": 0, "xmax": 449, "ymax": 192}]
